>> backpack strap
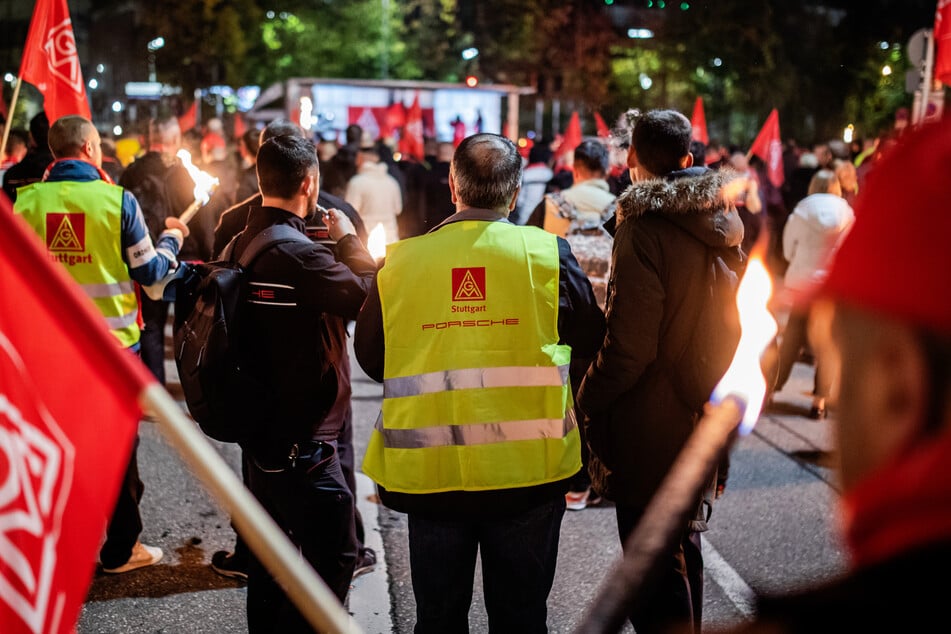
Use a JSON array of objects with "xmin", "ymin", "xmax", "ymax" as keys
[{"xmin": 221, "ymin": 224, "xmax": 312, "ymax": 268}]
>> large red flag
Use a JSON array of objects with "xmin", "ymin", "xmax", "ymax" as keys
[
  {"xmin": 0, "ymin": 196, "xmax": 150, "ymax": 633},
  {"xmin": 935, "ymin": 0, "xmax": 951, "ymax": 85},
  {"xmin": 691, "ymin": 96, "xmax": 709, "ymax": 145},
  {"xmin": 18, "ymin": 0, "xmax": 91, "ymax": 122},
  {"xmin": 748, "ymin": 108, "xmax": 784, "ymax": 187},
  {"xmin": 399, "ymin": 93, "xmax": 424, "ymax": 161},
  {"xmin": 593, "ymin": 112, "xmax": 611, "ymax": 139}
]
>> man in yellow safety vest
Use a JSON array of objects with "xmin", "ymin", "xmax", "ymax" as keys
[{"xmin": 354, "ymin": 132, "xmax": 606, "ymax": 632}]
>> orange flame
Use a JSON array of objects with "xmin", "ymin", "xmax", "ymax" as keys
[
  {"xmin": 176, "ymin": 149, "xmax": 219, "ymax": 205},
  {"xmin": 367, "ymin": 223, "xmax": 387, "ymax": 261},
  {"xmin": 711, "ymin": 256, "xmax": 778, "ymax": 434}
]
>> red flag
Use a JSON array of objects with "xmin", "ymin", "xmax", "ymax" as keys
[
  {"xmin": 691, "ymin": 97, "xmax": 709, "ymax": 145},
  {"xmin": 177, "ymin": 100, "xmax": 197, "ymax": 133},
  {"xmin": 554, "ymin": 111, "xmax": 582, "ymax": 161},
  {"xmin": 594, "ymin": 112, "xmax": 611, "ymax": 139},
  {"xmin": 233, "ymin": 113, "xmax": 246, "ymax": 140},
  {"xmin": 0, "ymin": 197, "xmax": 150, "ymax": 633},
  {"xmin": 748, "ymin": 108, "xmax": 784, "ymax": 187},
  {"xmin": 451, "ymin": 117, "xmax": 466, "ymax": 147},
  {"xmin": 399, "ymin": 92, "xmax": 424, "ymax": 161},
  {"xmin": 936, "ymin": 0, "xmax": 951, "ymax": 85},
  {"xmin": 18, "ymin": 0, "xmax": 91, "ymax": 122}
]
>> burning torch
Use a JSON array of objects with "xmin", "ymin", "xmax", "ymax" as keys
[
  {"xmin": 175, "ymin": 149, "xmax": 220, "ymax": 225},
  {"xmin": 575, "ymin": 256, "xmax": 778, "ymax": 634}
]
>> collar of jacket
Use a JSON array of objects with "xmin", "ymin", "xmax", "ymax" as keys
[
  {"xmin": 245, "ymin": 205, "xmax": 306, "ymax": 234},
  {"xmin": 43, "ymin": 159, "xmax": 111, "ymax": 184},
  {"xmin": 429, "ymin": 207, "xmax": 509, "ymax": 232}
]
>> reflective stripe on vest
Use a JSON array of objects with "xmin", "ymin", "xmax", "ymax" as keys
[
  {"xmin": 372, "ymin": 406, "xmax": 577, "ymax": 449},
  {"xmin": 362, "ymin": 220, "xmax": 581, "ymax": 494},
  {"xmin": 14, "ymin": 179, "xmax": 140, "ymax": 347}
]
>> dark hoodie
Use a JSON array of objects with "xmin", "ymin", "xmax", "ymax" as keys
[{"xmin": 577, "ymin": 166, "xmax": 744, "ymax": 507}]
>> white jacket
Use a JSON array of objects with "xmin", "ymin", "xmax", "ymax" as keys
[
  {"xmin": 345, "ymin": 162, "xmax": 403, "ymax": 244},
  {"xmin": 783, "ymin": 193, "xmax": 855, "ymax": 291}
]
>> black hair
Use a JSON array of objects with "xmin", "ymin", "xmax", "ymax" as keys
[
  {"xmin": 29, "ymin": 111, "xmax": 50, "ymax": 146},
  {"xmin": 528, "ymin": 142, "xmax": 553, "ymax": 165},
  {"xmin": 256, "ymin": 135, "xmax": 318, "ymax": 199},
  {"xmin": 573, "ymin": 139, "xmax": 609, "ymax": 174},
  {"xmin": 631, "ymin": 109, "xmax": 692, "ymax": 176},
  {"xmin": 260, "ymin": 119, "xmax": 304, "ymax": 147}
]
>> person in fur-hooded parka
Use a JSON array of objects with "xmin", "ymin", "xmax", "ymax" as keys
[{"xmin": 577, "ymin": 109, "xmax": 744, "ymax": 634}]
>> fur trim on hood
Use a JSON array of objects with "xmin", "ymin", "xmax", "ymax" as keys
[
  {"xmin": 618, "ymin": 167, "xmax": 739, "ymax": 222},
  {"xmin": 616, "ymin": 166, "xmax": 745, "ymax": 250}
]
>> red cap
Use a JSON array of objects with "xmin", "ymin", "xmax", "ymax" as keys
[{"xmin": 821, "ymin": 119, "xmax": 951, "ymax": 336}]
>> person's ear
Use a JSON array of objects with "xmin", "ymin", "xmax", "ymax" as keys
[
  {"xmin": 681, "ymin": 153, "xmax": 694, "ymax": 168},
  {"xmin": 508, "ymin": 184, "xmax": 521, "ymax": 211},
  {"xmin": 448, "ymin": 167, "xmax": 458, "ymax": 205}
]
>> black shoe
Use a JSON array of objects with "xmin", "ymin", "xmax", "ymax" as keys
[
  {"xmin": 808, "ymin": 405, "xmax": 827, "ymax": 420},
  {"xmin": 211, "ymin": 550, "xmax": 249, "ymax": 581},
  {"xmin": 352, "ymin": 547, "xmax": 377, "ymax": 579}
]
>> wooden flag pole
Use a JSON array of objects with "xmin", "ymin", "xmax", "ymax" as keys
[
  {"xmin": 0, "ymin": 78, "xmax": 25, "ymax": 158},
  {"xmin": 140, "ymin": 383, "xmax": 362, "ymax": 634}
]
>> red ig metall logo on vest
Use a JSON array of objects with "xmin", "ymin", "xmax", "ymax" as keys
[
  {"xmin": 451, "ymin": 267, "xmax": 485, "ymax": 302},
  {"xmin": 46, "ymin": 214, "xmax": 85, "ymax": 252}
]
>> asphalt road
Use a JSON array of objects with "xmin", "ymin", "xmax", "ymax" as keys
[{"xmin": 78, "ymin": 328, "xmax": 844, "ymax": 633}]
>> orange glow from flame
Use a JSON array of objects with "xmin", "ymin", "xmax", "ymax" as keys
[
  {"xmin": 367, "ymin": 223, "xmax": 387, "ymax": 261},
  {"xmin": 711, "ymin": 256, "xmax": 778, "ymax": 434},
  {"xmin": 176, "ymin": 149, "xmax": 219, "ymax": 205}
]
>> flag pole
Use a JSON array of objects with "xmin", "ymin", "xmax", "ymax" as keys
[
  {"xmin": 139, "ymin": 383, "xmax": 362, "ymax": 634},
  {"xmin": 0, "ymin": 77, "xmax": 24, "ymax": 158}
]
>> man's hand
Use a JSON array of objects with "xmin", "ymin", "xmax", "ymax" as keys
[
  {"xmin": 323, "ymin": 207, "xmax": 356, "ymax": 241},
  {"xmin": 165, "ymin": 216, "xmax": 191, "ymax": 238}
]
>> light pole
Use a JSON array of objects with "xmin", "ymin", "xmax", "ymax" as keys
[{"xmin": 147, "ymin": 36, "xmax": 165, "ymax": 82}]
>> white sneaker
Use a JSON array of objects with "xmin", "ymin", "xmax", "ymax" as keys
[{"xmin": 102, "ymin": 541, "xmax": 163, "ymax": 574}]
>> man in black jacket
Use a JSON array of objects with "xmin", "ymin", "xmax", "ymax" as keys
[
  {"xmin": 577, "ymin": 109, "xmax": 744, "ymax": 634},
  {"xmin": 209, "ymin": 120, "xmax": 373, "ymax": 584},
  {"xmin": 232, "ymin": 135, "xmax": 376, "ymax": 631}
]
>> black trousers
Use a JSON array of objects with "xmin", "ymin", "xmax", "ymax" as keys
[
  {"xmin": 246, "ymin": 453, "xmax": 357, "ymax": 633},
  {"xmin": 99, "ymin": 434, "xmax": 144, "ymax": 568},
  {"xmin": 139, "ymin": 294, "xmax": 169, "ymax": 385},
  {"xmin": 615, "ymin": 504, "xmax": 704, "ymax": 634}
]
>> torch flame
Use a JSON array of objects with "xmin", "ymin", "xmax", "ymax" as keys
[
  {"xmin": 710, "ymin": 256, "xmax": 778, "ymax": 434},
  {"xmin": 176, "ymin": 149, "xmax": 219, "ymax": 205},
  {"xmin": 367, "ymin": 223, "xmax": 387, "ymax": 261}
]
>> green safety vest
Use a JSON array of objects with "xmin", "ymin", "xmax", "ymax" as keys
[
  {"xmin": 363, "ymin": 220, "xmax": 581, "ymax": 494},
  {"xmin": 15, "ymin": 179, "xmax": 140, "ymax": 348}
]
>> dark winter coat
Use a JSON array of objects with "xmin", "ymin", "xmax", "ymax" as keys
[{"xmin": 576, "ymin": 166, "xmax": 744, "ymax": 509}]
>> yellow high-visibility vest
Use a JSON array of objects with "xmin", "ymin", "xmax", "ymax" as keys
[
  {"xmin": 363, "ymin": 220, "xmax": 580, "ymax": 493},
  {"xmin": 16, "ymin": 179, "xmax": 140, "ymax": 348}
]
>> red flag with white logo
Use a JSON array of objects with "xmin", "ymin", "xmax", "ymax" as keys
[
  {"xmin": 748, "ymin": 108, "xmax": 784, "ymax": 187},
  {"xmin": 399, "ymin": 93, "xmax": 424, "ymax": 162},
  {"xmin": 0, "ymin": 196, "xmax": 151, "ymax": 633},
  {"xmin": 18, "ymin": 0, "xmax": 91, "ymax": 122},
  {"xmin": 935, "ymin": 0, "xmax": 951, "ymax": 86},
  {"xmin": 691, "ymin": 97, "xmax": 709, "ymax": 145}
]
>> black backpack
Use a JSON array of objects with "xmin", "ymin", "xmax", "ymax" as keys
[{"xmin": 173, "ymin": 225, "xmax": 311, "ymax": 442}]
